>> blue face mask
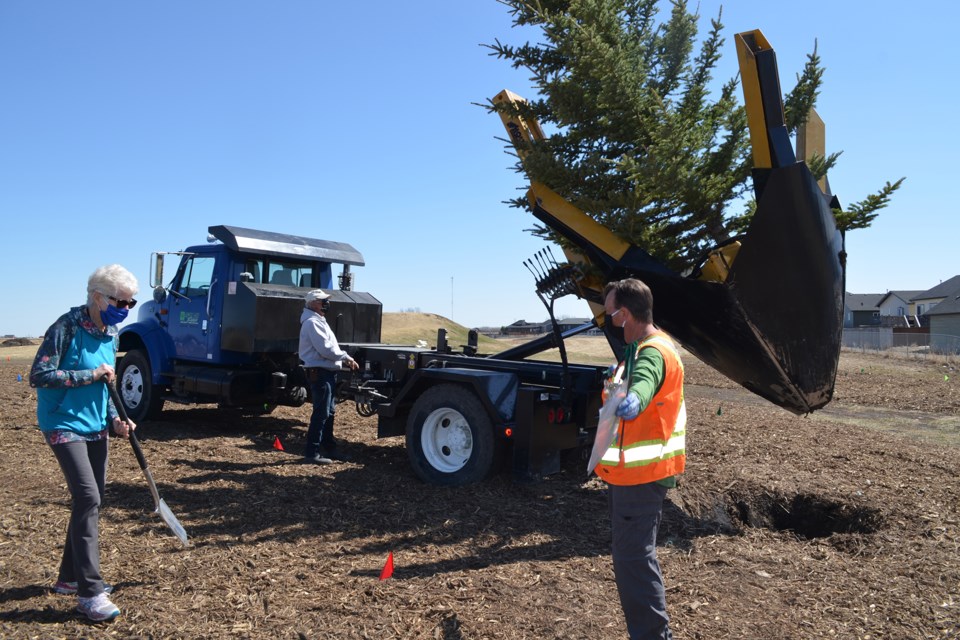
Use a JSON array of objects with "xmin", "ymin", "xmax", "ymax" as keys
[{"xmin": 100, "ymin": 303, "xmax": 129, "ymax": 326}]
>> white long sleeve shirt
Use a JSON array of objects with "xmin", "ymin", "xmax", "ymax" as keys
[{"xmin": 299, "ymin": 308, "xmax": 351, "ymax": 370}]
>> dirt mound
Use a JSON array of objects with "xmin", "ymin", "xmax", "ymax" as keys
[
  {"xmin": 0, "ymin": 338, "xmax": 35, "ymax": 347},
  {"xmin": 0, "ymin": 352, "xmax": 957, "ymax": 638}
]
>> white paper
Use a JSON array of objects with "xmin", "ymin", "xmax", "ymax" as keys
[{"xmin": 587, "ymin": 380, "xmax": 627, "ymax": 475}]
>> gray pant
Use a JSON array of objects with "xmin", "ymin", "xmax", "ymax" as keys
[
  {"xmin": 50, "ymin": 438, "xmax": 109, "ymax": 598},
  {"xmin": 609, "ymin": 482, "xmax": 672, "ymax": 640}
]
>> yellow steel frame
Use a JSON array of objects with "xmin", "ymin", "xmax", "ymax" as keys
[{"xmin": 734, "ymin": 29, "xmax": 774, "ymax": 170}]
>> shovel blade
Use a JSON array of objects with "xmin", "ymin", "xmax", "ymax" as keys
[{"xmin": 157, "ymin": 499, "xmax": 189, "ymax": 546}]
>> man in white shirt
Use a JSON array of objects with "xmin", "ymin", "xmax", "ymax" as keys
[{"xmin": 298, "ymin": 289, "xmax": 359, "ymax": 464}]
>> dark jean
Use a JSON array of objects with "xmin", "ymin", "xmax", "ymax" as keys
[
  {"xmin": 609, "ymin": 482, "xmax": 672, "ymax": 640},
  {"xmin": 50, "ymin": 438, "xmax": 109, "ymax": 598},
  {"xmin": 304, "ymin": 368, "xmax": 338, "ymax": 458}
]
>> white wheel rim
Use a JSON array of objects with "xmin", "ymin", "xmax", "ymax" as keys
[
  {"xmin": 121, "ymin": 365, "xmax": 145, "ymax": 410},
  {"xmin": 420, "ymin": 407, "xmax": 473, "ymax": 473}
]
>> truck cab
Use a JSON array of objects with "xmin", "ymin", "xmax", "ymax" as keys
[{"xmin": 117, "ymin": 225, "xmax": 381, "ymax": 422}]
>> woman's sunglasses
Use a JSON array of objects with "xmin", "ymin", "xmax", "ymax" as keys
[{"xmin": 104, "ymin": 294, "xmax": 137, "ymax": 309}]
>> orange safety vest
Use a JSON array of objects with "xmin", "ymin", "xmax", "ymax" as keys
[{"xmin": 596, "ymin": 331, "xmax": 686, "ymax": 486}]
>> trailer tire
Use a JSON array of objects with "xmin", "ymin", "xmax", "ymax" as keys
[
  {"xmin": 405, "ymin": 384, "xmax": 496, "ymax": 486},
  {"xmin": 117, "ymin": 349, "xmax": 164, "ymax": 422}
]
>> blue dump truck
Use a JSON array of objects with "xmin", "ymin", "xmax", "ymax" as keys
[
  {"xmin": 119, "ymin": 30, "xmax": 847, "ymax": 486},
  {"xmin": 117, "ymin": 225, "xmax": 381, "ymax": 422},
  {"xmin": 118, "ymin": 223, "xmax": 609, "ymax": 486}
]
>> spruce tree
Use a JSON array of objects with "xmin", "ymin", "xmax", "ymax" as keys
[{"xmin": 487, "ymin": 0, "xmax": 903, "ymax": 274}]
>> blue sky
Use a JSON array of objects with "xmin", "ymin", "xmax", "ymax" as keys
[{"xmin": 2, "ymin": 1, "xmax": 956, "ymax": 338}]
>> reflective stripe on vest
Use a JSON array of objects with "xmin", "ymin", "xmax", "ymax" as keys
[
  {"xmin": 604, "ymin": 402, "xmax": 686, "ymax": 466},
  {"xmin": 597, "ymin": 332, "xmax": 686, "ymax": 485}
]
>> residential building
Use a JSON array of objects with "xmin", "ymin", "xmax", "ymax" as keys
[
  {"xmin": 926, "ymin": 294, "xmax": 960, "ymax": 353},
  {"xmin": 877, "ymin": 290, "xmax": 923, "ymax": 318},
  {"xmin": 843, "ymin": 292, "xmax": 884, "ymax": 328},
  {"xmin": 911, "ymin": 275, "xmax": 960, "ymax": 316},
  {"xmin": 499, "ymin": 317, "xmax": 600, "ymax": 336}
]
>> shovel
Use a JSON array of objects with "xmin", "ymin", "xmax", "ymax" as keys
[{"xmin": 108, "ymin": 382, "xmax": 189, "ymax": 546}]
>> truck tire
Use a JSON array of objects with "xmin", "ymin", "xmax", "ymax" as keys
[
  {"xmin": 405, "ymin": 384, "xmax": 496, "ymax": 486},
  {"xmin": 117, "ymin": 349, "xmax": 164, "ymax": 422}
]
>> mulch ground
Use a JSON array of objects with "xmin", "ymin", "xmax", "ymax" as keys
[{"xmin": 0, "ymin": 347, "xmax": 958, "ymax": 639}]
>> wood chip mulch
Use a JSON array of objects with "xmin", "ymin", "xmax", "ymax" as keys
[{"xmin": 0, "ymin": 350, "xmax": 958, "ymax": 639}]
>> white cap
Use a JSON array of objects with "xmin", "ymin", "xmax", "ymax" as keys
[{"xmin": 304, "ymin": 289, "xmax": 330, "ymax": 305}]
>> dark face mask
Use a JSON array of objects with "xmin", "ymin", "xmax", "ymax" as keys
[
  {"xmin": 604, "ymin": 314, "xmax": 625, "ymax": 344},
  {"xmin": 320, "ymin": 300, "xmax": 331, "ymax": 313}
]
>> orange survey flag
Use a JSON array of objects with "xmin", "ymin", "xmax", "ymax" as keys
[
  {"xmin": 379, "ymin": 552, "xmax": 394, "ymax": 581},
  {"xmin": 272, "ymin": 436, "xmax": 284, "ymax": 451}
]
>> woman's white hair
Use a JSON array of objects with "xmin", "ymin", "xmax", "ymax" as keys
[{"xmin": 87, "ymin": 264, "xmax": 139, "ymax": 305}]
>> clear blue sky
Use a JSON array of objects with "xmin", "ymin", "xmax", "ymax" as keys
[{"xmin": 2, "ymin": 1, "xmax": 956, "ymax": 338}]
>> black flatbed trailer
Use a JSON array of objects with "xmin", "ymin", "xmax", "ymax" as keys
[{"xmin": 340, "ymin": 326, "xmax": 607, "ymax": 485}]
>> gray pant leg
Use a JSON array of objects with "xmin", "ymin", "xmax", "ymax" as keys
[
  {"xmin": 609, "ymin": 482, "xmax": 672, "ymax": 640},
  {"xmin": 51, "ymin": 439, "xmax": 108, "ymax": 598}
]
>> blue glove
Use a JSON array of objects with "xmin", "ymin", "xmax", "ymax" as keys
[{"xmin": 615, "ymin": 392, "xmax": 641, "ymax": 420}]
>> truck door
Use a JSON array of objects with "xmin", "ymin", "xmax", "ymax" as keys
[{"xmin": 168, "ymin": 254, "xmax": 219, "ymax": 360}]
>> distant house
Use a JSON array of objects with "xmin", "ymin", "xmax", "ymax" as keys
[
  {"xmin": 923, "ymin": 282, "xmax": 960, "ymax": 353},
  {"xmin": 499, "ymin": 317, "xmax": 601, "ymax": 336},
  {"xmin": 555, "ymin": 317, "xmax": 595, "ymax": 331},
  {"xmin": 911, "ymin": 275, "xmax": 960, "ymax": 316},
  {"xmin": 845, "ymin": 277, "xmax": 960, "ymax": 346},
  {"xmin": 844, "ymin": 293, "xmax": 884, "ymax": 328},
  {"xmin": 500, "ymin": 320, "xmax": 547, "ymax": 336},
  {"xmin": 877, "ymin": 290, "xmax": 923, "ymax": 318}
]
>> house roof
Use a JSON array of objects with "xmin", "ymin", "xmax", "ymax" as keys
[
  {"xmin": 506, "ymin": 320, "xmax": 539, "ymax": 327},
  {"xmin": 912, "ymin": 275, "xmax": 960, "ymax": 301},
  {"xmin": 844, "ymin": 292, "xmax": 885, "ymax": 311},
  {"xmin": 926, "ymin": 293, "xmax": 960, "ymax": 316},
  {"xmin": 877, "ymin": 290, "xmax": 924, "ymax": 306}
]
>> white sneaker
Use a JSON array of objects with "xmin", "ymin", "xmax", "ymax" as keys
[{"xmin": 77, "ymin": 592, "xmax": 120, "ymax": 622}]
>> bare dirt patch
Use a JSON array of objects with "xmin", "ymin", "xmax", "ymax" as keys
[{"xmin": 0, "ymin": 347, "xmax": 958, "ymax": 639}]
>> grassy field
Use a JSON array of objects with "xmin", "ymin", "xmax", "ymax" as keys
[{"xmin": 381, "ymin": 313, "xmax": 613, "ymax": 365}]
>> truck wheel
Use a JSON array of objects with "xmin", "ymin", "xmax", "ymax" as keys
[
  {"xmin": 117, "ymin": 349, "xmax": 164, "ymax": 422},
  {"xmin": 405, "ymin": 384, "xmax": 496, "ymax": 486}
]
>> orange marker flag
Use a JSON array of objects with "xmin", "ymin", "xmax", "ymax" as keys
[
  {"xmin": 272, "ymin": 436, "xmax": 284, "ymax": 451},
  {"xmin": 379, "ymin": 551, "xmax": 394, "ymax": 581}
]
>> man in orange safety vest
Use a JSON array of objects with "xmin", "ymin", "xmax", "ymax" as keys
[{"xmin": 599, "ymin": 278, "xmax": 686, "ymax": 640}]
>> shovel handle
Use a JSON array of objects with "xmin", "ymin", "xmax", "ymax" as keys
[{"xmin": 107, "ymin": 382, "xmax": 149, "ymax": 472}]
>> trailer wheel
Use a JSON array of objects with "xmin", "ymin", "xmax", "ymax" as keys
[
  {"xmin": 117, "ymin": 349, "xmax": 164, "ymax": 422},
  {"xmin": 406, "ymin": 384, "xmax": 496, "ymax": 486}
]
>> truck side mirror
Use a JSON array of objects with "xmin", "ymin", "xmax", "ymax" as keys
[
  {"xmin": 153, "ymin": 286, "xmax": 167, "ymax": 304},
  {"xmin": 151, "ymin": 253, "xmax": 165, "ymax": 288}
]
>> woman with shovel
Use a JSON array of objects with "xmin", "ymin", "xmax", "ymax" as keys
[{"xmin": 30, "ymin": 264, "xmax": 139, "ymax": 622}]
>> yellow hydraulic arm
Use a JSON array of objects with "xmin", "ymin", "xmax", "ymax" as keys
[
  {"xmin": 492, "ymin": 89, "xmax": 661, "ymax": 325},
  {"xmin": 491, "ymin": 29, "xmax": 846, "ymax": 415}
]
